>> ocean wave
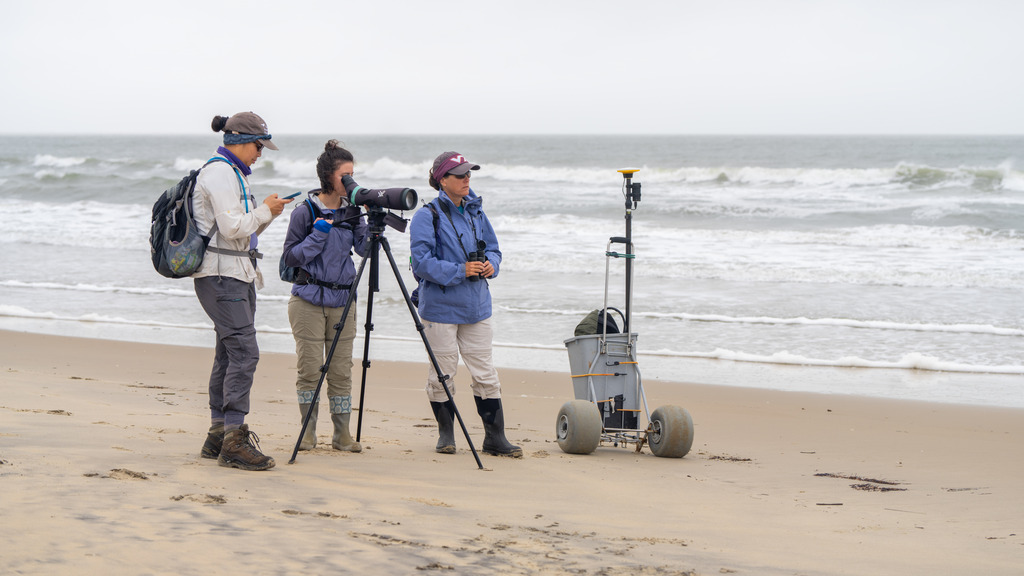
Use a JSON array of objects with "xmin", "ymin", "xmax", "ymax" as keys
[
  {"xmin": 493, "ymin": 214, "xmax": 1024, "ymax": 251},
  {"xmin": 173, "ymin": 157, "xmax": 209, "ymax": 172},
  {"xmin": 0, "ymin": 199, "xmax": 151, "ymax": 249},
  {"xmin": 356, "ymin": 159, "xmax": 1024, "ymax": 192},
  {"xmin": 152, "ymin": 152, "xmax": 1023, "ymax": 192},
  {"xmin": 0, "ymin": 305, "xmax": 550, "ymax": 350},
  {"xmin": 481, "ymin": 216, "xmax": 1024, "ymax": 288},
  {"xmin": 0, "ymin": 280, "xmax": 306, "ymax": 303},
  {"xmin": 640, "ymin": 347, "xmax": 1024, "ymax": 375},
  {"xmin": 9, "ymin": 152, "xmax": 1024, "ymax": 200},
  {"xmin": 499, "ymin": 305, "xmax": 1024, "ymax": 337},
  {"xmin": 646, "ymin": 312, "xmax": 1024, "ymax": 337},
  {"xmin": 33, "ymin": 154, "xmax": 87, "ymax": 168},
  {"xmin": 0, "ymin": 280, "xmax": 196, "ymax": 298},
  {"xmin": 0, "ymin": 304, "xmax": 213, "ymax": 331},
  {"xmin": 10, "ymin": 303, "xmax": 1018, "ymax": 376}
]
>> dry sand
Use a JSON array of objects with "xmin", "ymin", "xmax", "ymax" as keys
[{"xmin": 1, "ymin": 329, "xmax": 1022, "ymax": 575}]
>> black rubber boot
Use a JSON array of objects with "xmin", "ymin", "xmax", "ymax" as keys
[
  {"xmin": 430, "ymin": 400, "xmax": 456, "ymax": 454},
  {"xmin": 474, "ymin": 396, "xmax": 523, "ymax": 458}
]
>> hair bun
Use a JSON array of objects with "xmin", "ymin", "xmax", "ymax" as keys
[
  {"xmin": 211, "ymin": 115, "xmax": 229, "ymax": 133},
  {"xmin": 324, "ymin": 139, "xmax": 340, "ymax": 152}
]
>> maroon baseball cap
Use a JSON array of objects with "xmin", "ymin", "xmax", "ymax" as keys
[{"xmin": 431, "ymin": 151, "xmax": 480, "ymax": 182}]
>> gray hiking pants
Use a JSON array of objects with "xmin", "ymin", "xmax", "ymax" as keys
[{"xmin": 194, "ymin": 276, "xmax": 259, "ymax": 428}]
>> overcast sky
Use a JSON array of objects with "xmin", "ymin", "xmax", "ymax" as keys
[{"xmin": 2, "ymin": 0, "xmax": 1021, "ymax": 135}]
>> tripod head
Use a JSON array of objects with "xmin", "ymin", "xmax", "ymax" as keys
[{"xmin": 365, "ymin": 206, "xmax": 410, "ymax": 234}]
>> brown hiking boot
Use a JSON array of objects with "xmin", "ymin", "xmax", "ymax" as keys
[
  {"xmin": 200, "ymin": 423, "xmax": 224, "ymax": 459},
  {"xmin": 217, "ymin": 424, "xmax": 275, "ymax": 471}
]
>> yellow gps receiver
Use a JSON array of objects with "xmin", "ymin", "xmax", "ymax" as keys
[{"xmin": 618, "ymin": 168, "xmax": 641, "ymax": 209}]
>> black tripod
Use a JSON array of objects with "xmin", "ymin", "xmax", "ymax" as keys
[{"xmin": 287, "ymin": 207, "xmax": 483, "ymax": 468}]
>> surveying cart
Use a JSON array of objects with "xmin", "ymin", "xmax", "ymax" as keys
[{"xmin": 556, "ymin": 170, "xmax": 694, "ymax": 458}]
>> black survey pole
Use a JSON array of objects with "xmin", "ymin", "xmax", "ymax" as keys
[{"xmin": 618, "ymin": 169, "xmax": 641, "ymax": 333}]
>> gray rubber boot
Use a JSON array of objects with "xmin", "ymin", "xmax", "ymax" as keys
[
  {"xmin": 297, "ymin": 401, "xmax": 318, "ymax": 450},
  {"xmin": 474, "ymin": 396, "xmax": 523, "ymax": 458},
  {"xmin": 430, "ymin": 400, "xmax": 456, "ymax": 454},
  {"xmin": 330, "ymin": 395, "xmax": 362, "ymax": 452}
]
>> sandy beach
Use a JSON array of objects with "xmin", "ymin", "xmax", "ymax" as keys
[{"xmin": 1, "ymin": 329, "xmax": 1021, "ymax": 575}]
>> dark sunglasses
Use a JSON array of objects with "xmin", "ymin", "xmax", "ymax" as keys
[
  {"xmin": 447, "ymin": 172, "xmax": 471, "ymax": 180},
  {"xmin": 254, "ymin": 140, "xmax": 265, "ymax": 152}
]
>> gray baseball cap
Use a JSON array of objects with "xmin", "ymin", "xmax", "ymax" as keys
[{"xmin": 224, "ymin": 111, "xmax": 278, "ymax": 150}]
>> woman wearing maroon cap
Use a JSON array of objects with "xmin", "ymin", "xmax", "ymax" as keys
[{"xmin": 409, "ymin": 151, "xmax": 521, "ymax": 458}]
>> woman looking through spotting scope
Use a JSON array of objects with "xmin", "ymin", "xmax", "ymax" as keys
[
  {"xmin": 409, "ymin": 151, "xmax": 522, "ymax": 458},
  {"xmin": 281, "ymin": 140, "xmax": 369, "ymax": 452}
]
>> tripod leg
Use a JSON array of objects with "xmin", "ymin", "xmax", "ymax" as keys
[
  {"xmin": 354, "ymin": 283, "xmax": 374, "ymax": 443},
  {"xmin": 354, "ymin": 228, "xmax": 383, "ymax": 443},
  {"xmin": 288, "ymin": 250, "xmax": 371, "ymax": 464},
  {"xmin": 380, "ymin": 236, "xmax": 484, "ymax": 469}
]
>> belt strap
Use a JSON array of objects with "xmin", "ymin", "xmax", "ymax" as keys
[
  {"xmin": 207, "ymin": 246, "xmax": 263, "ymax": 260},
  {"xmin": 307, "ymin": 278, "xmax": 351, "ymax": 290}
]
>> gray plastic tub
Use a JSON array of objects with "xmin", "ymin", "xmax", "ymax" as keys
[{"xmin": 564, "ymin": 332, "xmax": 640, "ymax": 429}]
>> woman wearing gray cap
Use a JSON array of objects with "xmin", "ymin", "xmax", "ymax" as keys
[
  {"xmin": 193, "ymin": 111, "xmax": 292, "ymax": 471},
  {"xmin": 409, "ymin": 151, "xmax": 522, "ymax": 458}
]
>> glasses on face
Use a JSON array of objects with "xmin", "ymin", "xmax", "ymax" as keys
[
  {"xmin": 447, "ymin": 172, "xmax": 471, "ymax": 180},
  {"xmin": 254, "ymin": 140, "xmax": 265, "ymax": 152}
]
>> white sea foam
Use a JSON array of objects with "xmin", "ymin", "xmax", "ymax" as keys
[
  {"xmin": 640, "ymin": 347, "xmax": 1024, "ymax": 375},
  {"xmin": 490, "ymin": 214, "xmax": 1024, "ymax": 287},
  {"xmin": 0, "ymin": 199, "xmax": 151, "ymax": 249},
  {"xmin": 263, "ymin": 157, "xmax": 316, "ymax": 181},
  {"xmin": 241, "ymin": 156, "xmax": 1024, "ymax": 191},
  {"xmin": 0, "ymin": 304, "xmax": 213, "ymax": 331},
  {"xmin": 8, "ymin": 302, "xmax": 1017, "ymax": 376},
  {"xmin": 173, "ymin": 157, "xmax": 208, "ymax": 172},
  {"xmin": 500, "ymin": 305, "xmax": 1024, "ymax": 337},
  {"xmin": 0, "ymin": 280, "xmax": 195, "ymax": 298},
  {"xmin": 10, "ymin": 147, "xmax": 1024, "ymax": 200},
  {"xmin": 358, "ymin": 157, "xmax": 431, "ymax": 181},
  {"xmin": 33, "ymin": 154, "xmax": 86, "ymax": 168}
]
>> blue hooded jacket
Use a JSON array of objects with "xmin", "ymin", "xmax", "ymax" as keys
[
  {"xmin": 409, "ymin": 189, "xmax": 501, "ymax": 324},
  {"xmin": 282, "ymin": 192, "xmax": 369, "ymax": 308}
]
